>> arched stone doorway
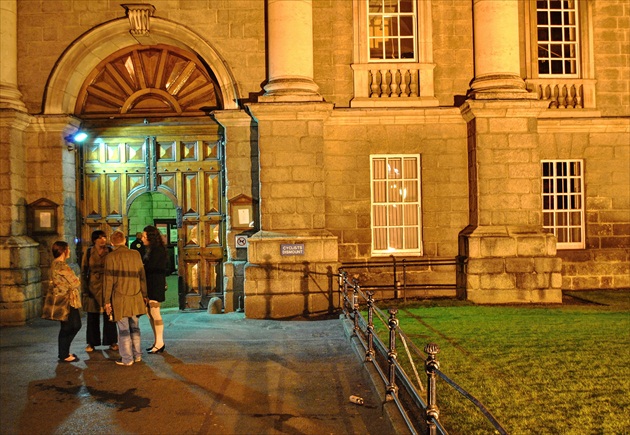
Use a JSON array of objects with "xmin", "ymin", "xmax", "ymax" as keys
[{"xmin": 42, "ymin": 16, "xmax": 238, "ymax": 311}]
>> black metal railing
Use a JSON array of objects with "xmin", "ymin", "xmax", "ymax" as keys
[
  {"xmin": 340, "ymin": 256, "xmax": 458, "ymax": 302},
  {"xmin": 338, "ymin": 270, "xmax": 508, "ymax": 435}
]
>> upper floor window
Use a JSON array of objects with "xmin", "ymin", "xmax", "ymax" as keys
[
  {"xmin": 542, "ymin": 160, "xmax": 585, "ymax": 249},
  {"xmin": 525, "ymin": 1, "xmax": 595, "ymax": 109},
  {"xmin": 371, "ymin": 155, "xmax": 422, "ymax": 255},
  {"xmin": 352, "ymin": 1, "xmax": 437, "ymax": 106},
  {"xmin": 536, "ymin": 0, "xmax": 579, "ymax": 76},
  {"xmin": 368, "ymin": 0, "xmax": 417, "ymax": 62}
]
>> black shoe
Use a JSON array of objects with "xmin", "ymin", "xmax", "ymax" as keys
[
  {"xmin": 148, "ymin": 345, "xmax": 165, "ymax": 354},
  {"xmin": 146, "ymin": 344, "xmax": 155, "ymax": 352}
]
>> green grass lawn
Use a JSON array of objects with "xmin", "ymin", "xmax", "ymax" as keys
[{"xmin": 374, "ymin": 291, "xmax": 630, "ymax": 434}]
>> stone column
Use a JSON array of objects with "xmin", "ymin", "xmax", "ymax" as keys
[
  {"xmin": 0, "ymin": 0, "xmax": 27, "ymax": 111},
  {"xmin": 468, "ymin": 0, "xmax": 533, "ymax": 98},
  {"xmin": 261, "ymin": 0, "xmax": 323, "ymax": 102},
  {"xmin": 0, "ymin": 0, "xmax": 41, "ymax": 326}
]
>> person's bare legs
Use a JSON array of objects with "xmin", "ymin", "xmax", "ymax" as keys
[{"xmin": 148, "ymin": 300, "xmax": 164, "ymax": 351}]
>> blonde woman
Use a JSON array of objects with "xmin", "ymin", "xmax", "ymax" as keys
[{"xmin": 50, "ymin": 241, "xmax": 82, "ymax": 363}]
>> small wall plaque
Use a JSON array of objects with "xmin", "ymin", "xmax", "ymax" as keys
[
  {"xmin": 280, "ymin": 243, "xmax": 305, "ymax": 256},
  {"xmin": 228, "ymin": 194, "xmax": 254, "ymax": 230},
  {"xmin": 28, "ymin": 198, "xmax": 59, "ymax": 235}
]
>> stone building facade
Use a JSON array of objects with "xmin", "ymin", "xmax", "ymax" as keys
[{"xmin": 1, "ymin": 0, "xmax": 628, "ymax": 324}]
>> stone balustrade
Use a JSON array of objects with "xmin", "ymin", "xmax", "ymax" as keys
[
  {"xmin": 351, "ymin": 62, "xmax": 439, "ymax": 108},
  {"xmin": 526, "ymin": 78, "xmax": 597, "ymax": 109}
]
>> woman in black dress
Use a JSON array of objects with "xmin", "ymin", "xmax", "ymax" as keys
[{"xmin": 141, "ymin": 225, "xmax": 169, "ymax": 354}]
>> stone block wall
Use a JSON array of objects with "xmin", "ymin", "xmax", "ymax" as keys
[
  {"xmin": 538, "ymin": 119, "xmax": 630, "ymax": 289},
  {"xmin": 324, "ymin": 108, "xmax": 468, "ymax": 262},
  {"xmin": 459, "ymin": 226, "xmax": 563, "ymax": 303},
  {"xmin": 16, "ymin": 1, "xmax": 267, "ymax": 115},
  {"xmin": 244, "ymin": 230, "xmax": 339, "ymax": 319},
  {"xmin": 0, "ymin": 236, "xmax": 41, "ymax": 325},
  {"xmin": 592, "ymin": 0, "xmax": 630, "ymax": 117},
  {"xmin": 559, "ymin": 249, "xmax": 630, "ymax": 290}
]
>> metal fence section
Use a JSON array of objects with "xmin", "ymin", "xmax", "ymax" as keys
[
  {"xmin": 340, "ymin": 256, "xmax": 458, "ymax": 302},
  {"xmin": 338, "ymin": 270, "xmax": 508, "ymax": 435}
]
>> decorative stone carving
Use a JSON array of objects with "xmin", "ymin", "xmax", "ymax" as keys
[{"xmin": 121, "ymin": 4, "xmax": 156, "ymax": 36}]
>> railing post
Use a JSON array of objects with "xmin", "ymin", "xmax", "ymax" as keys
[
  {"xmin": 386, "ymin": 309, "xmax": 399, "ymax": 400},
  {"xmin": 339, "ymin": 270, "xmax": 349, "ymax": 316},
  {"xmin": 402, "ymin": 258, "xmax": 407, "ymax": 304},
  {"xmin": 424, "ymin": 343, "xmax": 441, "ymax": 435},
  {"xmin": 352, "ymin": 278, "xmax": 360, "ymax": 337},
  {"xmin": 391, "ymin": 255, "xmax": 400, "ymax": 299},
  {"xmin": 365, "ymin": 291, "xmax": 375, "ymax": 362}
]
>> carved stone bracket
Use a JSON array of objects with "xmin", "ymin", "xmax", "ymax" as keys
[{"xmin": 121, "ymin": 4, "xmax": 156, "ymax": 36}]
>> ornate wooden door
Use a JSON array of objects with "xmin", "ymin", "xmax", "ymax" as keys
[{"xmin": 80, "ymin": 124, "xmax": 225, "ymax": 309}]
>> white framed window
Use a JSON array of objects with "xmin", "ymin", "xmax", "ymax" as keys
[
  {"xmin": 368, "ymin": 0, "xmax": 417, "ymax": 62},
  {"xmin": 370, "ymin": 155, "xmax": 422, "ymax": 255},
  {"xmin": 536, "ymin": 0, "xmax": 579, "ymax": 77},
  {"xmin": 524, "ymin": 0, "xmax": 596, "ymax": 109},
  {"xmin": 351, "ymin": 0, "xmax": 437, "ymax": 106},
  {"xmin": 542, "ymin": 160, "xmax": 585, "ymax": 249}
]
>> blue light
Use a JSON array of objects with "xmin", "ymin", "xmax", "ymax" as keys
[{"xmin": 73, "ymin": 132, "xmax": 88, "ymax": 142}]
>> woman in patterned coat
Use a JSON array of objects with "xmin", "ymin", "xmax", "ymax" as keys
[{"xmin": 50, "ymin": 241, "xmax": 82, "ymax": 362}]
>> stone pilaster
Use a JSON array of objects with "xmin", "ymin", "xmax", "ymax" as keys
[
  {"xmin": 458, "ymin": 100, "xmax": 562, "ymax": 304},
  {"xmin": 211, "ymin": 109, "xmax": 258, "ymax": 313},
  {"xmin": 242, "ymin": 102, "xmax": 339, "ymax": 318},
  {"xmin": 261, "ymin": 0, "xmax": 323, "ymax": 102},
  {"xmin": 0, "ymin": 111, "xmax": 39, "ymax": 325}
]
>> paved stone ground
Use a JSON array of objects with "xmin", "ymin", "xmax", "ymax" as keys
[{"xmin": 0, "ymin": 309, "xmax": 402, "ymax": 435}]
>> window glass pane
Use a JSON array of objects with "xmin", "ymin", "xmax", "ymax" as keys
[
  {"xmin": 368, "ymin": 0, "xmax": 416, "ymax": 61},
  {"xmin": 541, "ymin": 160, "xmax": 584, "ymax": 249},
  {"xmin": 371, "ymin": 154, "xmax": 421, "ymax": 254},
  {"xmin": 536, "ymin": 0, "xmax": 579, "ymax": 77},
  {"xmin": 400, "ymin": 0, "xmax": 413, "ymax": 13}
]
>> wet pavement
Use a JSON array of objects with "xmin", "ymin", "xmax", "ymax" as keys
[{"xmin": 0, "ymin": 309, "xmax": 403, "ymax": 434}]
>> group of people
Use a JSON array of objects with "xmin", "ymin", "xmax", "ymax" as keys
[{"xmin": 49, "ymin": 226, "xmax": 170, "ymax": 366}]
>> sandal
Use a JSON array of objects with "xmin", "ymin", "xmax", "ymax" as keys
[
  {"xmin": 60, "ymin": 354, "xmax": 80, "ymax": 363},
  {"xmin": 85, "ymin": 345, "xmax": 94, "ymax": 352}
]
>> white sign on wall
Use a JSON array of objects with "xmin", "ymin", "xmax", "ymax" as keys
[{"xmin": 235, "ymin": 235, "xmax": 248, "ymax": 248}]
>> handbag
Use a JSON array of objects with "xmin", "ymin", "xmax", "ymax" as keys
[{"xmin": 41, "ymin": 286, "xmax": 70, "ymax": 321}]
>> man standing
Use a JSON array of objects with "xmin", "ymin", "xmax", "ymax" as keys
[
  {"xmin": 81, "ymin": 230, "xmax": 118, "ymax": 352},
  {"xmin": 103, "ymin": 230, "xmax": 148, "ymax": 366},
  {"xmin": 129, "ymin": 231, "xmax": 146, "ymax": 258}
]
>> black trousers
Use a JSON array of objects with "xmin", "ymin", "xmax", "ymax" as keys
[
  {"xmin": 86, "ymin": 311, "xmax": 118, "ymax": 347},
  {"xmin": 58, "ymin": 307, "xmax": 81, "ymax": 360}
]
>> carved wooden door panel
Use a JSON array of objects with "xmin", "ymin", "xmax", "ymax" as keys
[
  {"xmin": 154, "ymin": 134, "xmax": 224, "ymax": 308},
  {"xmin": 80, "ymin": 128, "xmax": 224, "ymax": 309}
]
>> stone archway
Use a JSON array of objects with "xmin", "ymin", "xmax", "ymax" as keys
[{"xmin": 43, "ymin": 16, "xmax": 240, "ymax": 115}]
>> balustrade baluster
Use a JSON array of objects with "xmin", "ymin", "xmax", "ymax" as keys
[
  {"xmin": 559, "ymin": 84, "xmax": 568, "ymax": 108},
  {"xmin": 550, "ymin": 84, "xmax": 560, "ymax": 108},
  {"xmin": 380, "ymin": 69, "xmax": 390, "ymax": 97},
  {"xmin": 567, "ymin": 85, "xmax": 577, "ymax": 108},
  {"xmin": 400, "ymin": 69, "xmax": 409, "ymax": 97},
  {"xmin": 369, "ymin": 70, "xmax": 380, "ymax": 98},
  {"xmin": 390, "ymin": 70, "xmax": 400, "ymax": 97},
  {"xmin": 409, "ymin": 70, "xmax": 418, "ymax": 97}
]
